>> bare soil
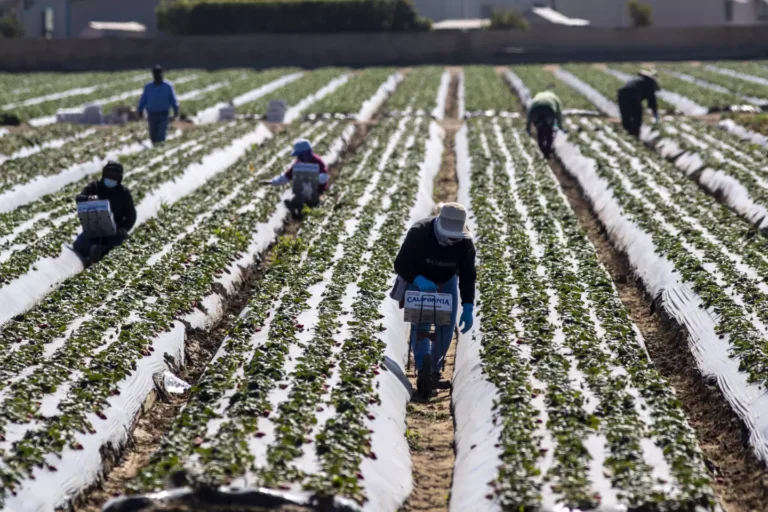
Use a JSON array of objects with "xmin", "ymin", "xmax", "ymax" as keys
[
  {"xmin": 548, "ymin": 156, "xmax": 768, "ymax": 512},
  {"xmin": 400, "ymin": 69, "xmax": 462, "ymax": 512}
]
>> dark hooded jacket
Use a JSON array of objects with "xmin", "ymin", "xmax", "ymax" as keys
[
  {"xmin": 394, "ymin": 218, "xmax": 476, "ymax": 305},
  {"xmin": 618, "ymin": 75, "xmax": 658, "ymax": 114},
  {"xmin": 76, "ymin": 180, "xmax": 136, "ymax": 231}
]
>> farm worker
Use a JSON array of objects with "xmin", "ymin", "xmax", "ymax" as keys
[
  {"xmin": 73, "ymin": 161, "xmax": 136, "ymax": 265},
  {"xmin": 266, "ymin": 139, "xmax": 329, "ymax": 213},
  {"xmin": 525, "ymin": 90, "xmax": 566, "ymax": 158},
  {"xmin": 137, "ymin": 65, "xmax": 179, "ymax": 145},
  {"xmin": 394, "ymin": 202, "xmax": 477, "ymax": 392},
  {"xmin": 617, "ymin": 70, "xmax": 660, "ymax": 138}
]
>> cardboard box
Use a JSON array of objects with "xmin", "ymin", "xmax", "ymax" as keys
[
  {"xmin": 266, "ymin": 99, "xmax": 287, "ymax": 123},
  {"xmin": 292, "ymin": 162, "xmax": 320, "ymax": 202},
  {"xmin": 78, "ymin": 200, "xmax": 117, "ymax": 237},
  {"xmin": 404, "ymin": 291, "xmax": 453, "ymax": 326}
]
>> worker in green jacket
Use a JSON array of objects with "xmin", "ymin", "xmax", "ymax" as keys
[{"xmin": 525, "ymin": 90, "xmax": 567, "ymax": 158}]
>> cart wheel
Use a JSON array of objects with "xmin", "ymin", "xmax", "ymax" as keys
[{"xmin": 418, "ymin": 354, "xmax": 433, "ymax": 400}]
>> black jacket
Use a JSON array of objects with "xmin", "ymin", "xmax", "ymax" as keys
[
  {"xmin": 619, "ymin": 75, "xmax": 658, "ymax": 114},
  {"xmin": 394, "ymin": 218, "xmax": 476, "ymax": 305},
  {"xmin": 76, "ymin": 180, "xmax": 137, "ymax": 231}
]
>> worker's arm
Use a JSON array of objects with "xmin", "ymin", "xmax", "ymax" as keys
[
  {"xmin": 75, "ymin": 182, "xmax": 98, "ymax": 203},
  {"xmin": 525, "ymin": 109, "xmax": 533, "ymax": 134},
  {"xmin": 137, "ymin": 85, "xmax": 148, "ymax": 116},
  {"xmin": 394, "ymin": 225, "xmax": 423, "ymax": 283},
  {"xmin": 121, "ymin": 189, "xmax": 137, "ymax": 232},
  {"xmin": 168, "ymin": 83, "xmax": 179, "ymax": 117},
  {"xmin": 270, "ymin": 174, "xmax": 290, "ymax": 186},
  {"xmin": 457, "ymin": 241, "xmax": 477, "ymax": 305},
  {"xmin": 647, "ymin": 89, "xmax": 658, "ymax": 117}
]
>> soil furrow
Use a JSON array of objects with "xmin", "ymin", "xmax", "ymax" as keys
[
  {"xmin": 548, "ymin": 154, "xmax": 768, "ymax": 512},
  {"xmin": 401, "ymin": 69, "xmax": 461, "ymax": 512}
]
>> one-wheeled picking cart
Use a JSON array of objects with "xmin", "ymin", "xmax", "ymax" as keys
[
  {"xmin": 403, "ymin": 289, "xmax": 454, "ymax": 400},
  {"xmin": 287, "ymin": 162, "xmax": 320, "ymax": 217}
]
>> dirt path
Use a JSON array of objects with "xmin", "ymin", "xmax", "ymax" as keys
[
  {"xmin": 401, "ymin": 69, "xmax": 462, "ymax": 512},
  {"xmin": 548, "ymin": 156, "xmax": 768, "ymax": 512},
  {"xmin": 76, "ymin": 124, "xmax": 373, "ymax": 512}
]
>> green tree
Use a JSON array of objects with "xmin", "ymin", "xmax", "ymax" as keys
[
  {"xmin": 489, "ymin": 7, "xmax": 529, "ymax": 30},
  {"xmin": 628, "ymin": 0, "xmax": 653, "ymax": 27}
]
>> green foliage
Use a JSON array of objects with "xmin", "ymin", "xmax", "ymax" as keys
[
  {"xmin": 157, "ymin": 0, "xmax": 431, "ymax": 35},
  {"xmin": 627, "ymin": 0, "xmax": 652, "ymax": 27},
  {"xmin": 488, "ymin": 7, "xmax": 529, "ymax": 30},
  {"xmin": 0, "ymin": 14, "xmax": 22, "ymax": 39}
]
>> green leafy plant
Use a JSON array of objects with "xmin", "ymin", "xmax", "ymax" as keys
[
  {"xmin": 628, "ymin": 0, "xmax": 652, "ymax": 27},
  {"xmin": 489, "ymin": 7, "xmax": 529, "ymax": 30}
]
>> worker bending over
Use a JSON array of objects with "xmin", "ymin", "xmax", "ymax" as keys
[
  {"xmin": 137, "ymin": 65, "xmax": 179, "ymax": 145},
  {"xmin": 526, "ymin": 90, "xmax": 565, "ymax": 158},
  {"xmin": 73, "ymin": 161, "xmax": 136, "ymax": 265},
  {"xmin": 617, "ymin": 70, "xmax": 660, "ymax": 138},
  {"xmin": 267, "ymin": 139, "xmax": 328, "ymax": 214},
  {"xmin": 394, "ymin": 203, "xmax": 477, "ymax": 394}
]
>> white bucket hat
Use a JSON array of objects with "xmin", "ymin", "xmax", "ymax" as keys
[{"xmin": 436, "ymin": 202, "xmax": 471, "ymax": 239}]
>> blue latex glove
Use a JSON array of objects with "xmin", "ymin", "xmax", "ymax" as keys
[
  {"xmin": 459, "ymin": 304, "xmax": 474, "ymax": 334},
  {"xmin": 413, "ymin": 275, "xmax": 438, "ymax": 293},
  {"xmin": 653, "ymin": 112, "xmax": 661, "ymax": 124}
]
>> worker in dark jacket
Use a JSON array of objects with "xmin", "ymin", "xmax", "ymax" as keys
[
  {"xmin": 137, "ymin": 65, "xmax": 179, "ymax": 145},
  {"xmin": 394, "ymin": 203, "xmax": 476, "ymax": 393},
  {"xmin": 73, "ymin": 161, "xmax": 136, "ymax": 264},
  {"xmin": 617, "ymin": 70, "xmax": 660, "ymax": 138}
]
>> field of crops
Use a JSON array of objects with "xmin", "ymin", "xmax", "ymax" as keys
[{"xmin": 2, "ymin": 60, "xmax": 768, "ymax": 512}]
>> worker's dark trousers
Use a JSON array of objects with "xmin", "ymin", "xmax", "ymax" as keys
[
  {"xmin": 618, "ymin": 92, "xmax": 643, "ymax": 137},
  {"xmin": 72, "ymin": 232, "xmax": 126, "ymax": 261},
  {"xmin": 147, "ymin": 112, "xmax": 170, "ymax": 144},
  {"xmin": 535, "ymin": 121, "xmax": 555, "ymax": 158}
]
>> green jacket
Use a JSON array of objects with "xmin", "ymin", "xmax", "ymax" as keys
[{"xmin": 526, "ymin": 91, "xmax": 564, "ymax": 131}]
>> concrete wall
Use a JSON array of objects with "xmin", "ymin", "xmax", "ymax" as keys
[
  {"xmin": 2, "ymin": 26, "xmax": 768, "ymax": 71},
  {"xmin": 69, "ymin": 0, "xmax": 158, "ymax": 37}
]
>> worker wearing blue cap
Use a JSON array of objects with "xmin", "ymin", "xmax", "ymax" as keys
[{"xmin": 267, "ymin": 138, "xmax": 329, "ymax": 191}]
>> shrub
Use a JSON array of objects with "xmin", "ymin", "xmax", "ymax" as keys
[
  {"xmin": 628, "ymin": 0, "xmax": 652, "ymax": 27},
  {"xmin": 0, "ymin": 14, "xmax": 23, "ymax": 38},
  {"xmin": 489, "ymin": 7, "xmax": 529, "ymax": 30},
  {"xmin": 157, "ymin": 0, "xmax": 431, "ymax": 35}
]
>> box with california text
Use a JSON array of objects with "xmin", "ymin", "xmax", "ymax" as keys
[
  {"xmin": 403, "ymin": 291, "xmax": 453, "ymax": 325},
  {"xmin": 77, "ymin": 199, "xmax": 117, "ymax": 237}
]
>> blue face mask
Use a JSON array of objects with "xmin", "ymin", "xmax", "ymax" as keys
[{"xmin": 103, "ymin": 178, "xmax": 118, "ymax": 189}]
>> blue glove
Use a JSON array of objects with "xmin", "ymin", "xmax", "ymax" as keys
[
  {"xmin": 413, "ymin": 275, "xmax": 438, "ymax": 293},
  {"xmin": 653, "ymin": 113, "xmax": 661, "ymax": 124},
  {"xmin": 459, "ymin": 304, "xmax": 474, "ymax": 334}
]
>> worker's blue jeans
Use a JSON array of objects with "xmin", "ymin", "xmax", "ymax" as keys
[
  {"xmin": 147, "ymin": 112, "xmax": 169, "ymax": 144},
  {"xmin": 409, "ymin": 275, "xmax": 458, "ymax": 374},
  {"xmin": 73, "ymin": 232, "xmax": 126, "ymax": 261}
]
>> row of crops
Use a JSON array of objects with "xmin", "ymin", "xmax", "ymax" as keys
[{"xmin": 1, "ymin": 62, "xmax": 768, "ymax": 511}]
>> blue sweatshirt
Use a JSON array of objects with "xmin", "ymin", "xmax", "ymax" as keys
[{"xmin": 137, "ymin": 80, "xmax": 179, "ymax": 115}]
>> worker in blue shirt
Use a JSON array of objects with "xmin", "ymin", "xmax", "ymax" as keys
[{"xmin": 137, "ymin": 65, "xmax": 179, "ymax": 145}]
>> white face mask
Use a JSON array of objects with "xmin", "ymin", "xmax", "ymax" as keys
[
  {"xmin": 434, "ymin": 221, "xmax": 460, "ymax": 247},
  {"xmin": 103, "ymin": 178, "xmax": 118, "ymax": 189}
]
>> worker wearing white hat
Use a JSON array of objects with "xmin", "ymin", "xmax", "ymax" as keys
[{"xmin": 394, "ymin": 202, "xmax": 477, "ymax": 396}]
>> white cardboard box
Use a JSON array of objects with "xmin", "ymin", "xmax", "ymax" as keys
[
  {"xmin": 266, "ymin": 99, "xmax": 287, "ymax": 123},
  {"xmin": 404, "ymin": 291, "xmax": 453, "ymax": 325},
  {"xmin": 78, "ymin": 199, "xmax": 117, "ymax": 237}
]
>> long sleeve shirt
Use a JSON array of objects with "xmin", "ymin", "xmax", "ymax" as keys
[
  {"xmin": 619, "ymin": 76, "xmax": 658, "ymax": 115},
  {"xmin": 137, "ymin": 80, "xmax": 179, "ymax": 115},
  {"xmin": 394, "ymin": 218, "xmax": 477, "ymax": 305},
  {"xmin": 76, "ymin": 180, "xmax": 137, "ymax": 231},
  {"xmin": 526, "ymin": 91, "xmax": 564, "ymax": 132}
]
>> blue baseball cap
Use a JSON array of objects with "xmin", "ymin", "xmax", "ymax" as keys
[{"xmin": 291, "ymin": 139, "xmax": 312, "ymax": 156}]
